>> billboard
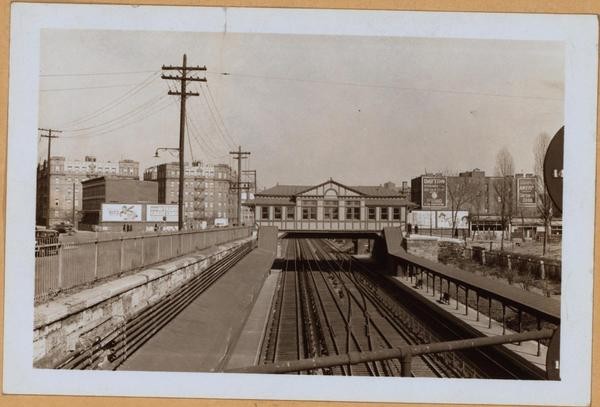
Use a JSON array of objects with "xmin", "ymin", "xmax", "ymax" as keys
[
  {"xmin": 517, "ymin": 177, "xmax": 537, "ymax": 206},
  {"xmin": 436, "ymin": 210, "xmax": 469, "ymax": 229},
  {"xmin": 146, "ymin": 204, "xmax": 178, "ymax": 222},
  {"xmin": 411, "ymin": 211, "xmax": 434, "ymax": 228},
  {"xmin": 422, "ymin": 176, "xmax": 447, "ymax": 207},
  {"xmin": 101, "ymin": 204, "xmax": 142, "ymax": 222},
  {"xmin": 410, "ymin": 210, "xmax": 469, "ymax": 229}
]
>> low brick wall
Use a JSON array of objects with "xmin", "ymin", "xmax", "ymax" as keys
[{"xmin": 33, "ymin": 236, "xmax": 254, "ymax": 368}]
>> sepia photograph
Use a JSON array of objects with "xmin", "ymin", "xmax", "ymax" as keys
[{"xmin": 3, "ymin": 4, "xmax": 597, "ymax": 405}]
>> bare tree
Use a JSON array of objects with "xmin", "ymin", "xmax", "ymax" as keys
[
  {"xmin": 534, "ymin": 133, "xmax": 553, "ymax": 256},
  {"xmin": 470, "ymin": 189, "xmax": 484, "ymax": 241},
  {"xmin": 446, "ymin": 171, "xmax": 480, "ymax": 239},
  {"xmin": 494, "ymin": 147, "xmax": 515, "ymax": 251}
]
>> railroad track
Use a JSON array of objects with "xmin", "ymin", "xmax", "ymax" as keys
[
  {"xmin": 306, "ymin": 239, "xmax": 444, "ymax": 377},
  {"xmin": 262, "ymin": 238, "xmax": 453, "ymax": 377},
  {"xmin": 320, "ymin": 239, "xmax": 546, "ymax": 380}
]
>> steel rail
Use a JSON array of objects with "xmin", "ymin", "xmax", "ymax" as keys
[
  {"xmin": 321, "ymin": 240, "xmax": 530, "ymax": 379},
  {"xmin": 226, "ymin": 328, "xmax": 555, "ymax": 374}
]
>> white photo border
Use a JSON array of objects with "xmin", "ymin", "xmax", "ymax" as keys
[{"xmin": 4, "ymin": 4, "xmax": 598, "ymax": 405}]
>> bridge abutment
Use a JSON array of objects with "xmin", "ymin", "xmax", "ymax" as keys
[{"xmin": 33, "ymin": 236, "xmax": 255, "ymax": 368}]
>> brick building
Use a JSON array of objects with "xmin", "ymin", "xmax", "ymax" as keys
[
  {"xmin": 79, "ymin": 177, "xmax": 160, "ymax": 232},
  {"xmin": 143, "ymin": 161, "xmax": 237, "ymax": 228},
  {"xmin": 36, "ymin": 155, "xmax": 139, "ymax": 227},
  {"xmin": 410, "ymin": 169, "xmax": 561, "ymax": 238}
]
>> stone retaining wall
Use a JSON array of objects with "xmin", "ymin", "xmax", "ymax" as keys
[{"xmin": 33, "ymin": 237, "xmax": 254, "ymax": 368}]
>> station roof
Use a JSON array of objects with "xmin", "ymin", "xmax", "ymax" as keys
[
  {"xmin": 248, "ymin": 179, "xmax": 416, "ymax": 207},
  {"xmin": 257, "ymin": 179, "xmax": 410, "ymax": 198},
  {"xmin": 389, "ymin": 245, "xmax": 561, "ymax": 324}
]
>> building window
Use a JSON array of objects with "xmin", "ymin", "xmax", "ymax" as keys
[
  {"xmin": 380, "ymin": 207, "xmax": 389, "ymax": 220},
  {"xmin": 368, "ymin": 207, "xmax": 376, "ymax": 220},
  {"xmin": 345, "ymin": 201, "xmax": 360, "ymax": 220},
  {"xmin": 301, "ymin": 200, "xmax": 317, "ymax": 220},
  {"xmin": 274, "ymin": 207, "xmax": 282, "ymax": 220},
  {"xmin": 393, "ymin": 208, "xmax": 401, "ymax": 220},
  {"xmin": 286, "ymin": 207, "xmax": 295, "ymax": 220},
  {"xmin": 323, "ymin": 200, "xmax": 339, "ymax": 220},
  {"xmin": 261, "ymin": 206, "xmax": 269, "ymax": 220}
]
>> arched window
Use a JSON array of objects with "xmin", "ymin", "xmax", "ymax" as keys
[{"xmin": 324, "ymin": 188, "xmax": 338, "ymax": 200}]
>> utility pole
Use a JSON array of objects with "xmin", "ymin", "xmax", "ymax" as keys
[
  {"xmin": 162, "ymin": 54, "xmax": 206, "ymax": 231},
  {"xmin": 72, "ymin": 182, "xmax": 76, "ymax": 229},
  {"xmin": 229, "ymin": 146, "xmax": 251, "ymax": 226},
  {"xmin": 39, "ymin": 128, "xmax": 62, "ymax": 228}
]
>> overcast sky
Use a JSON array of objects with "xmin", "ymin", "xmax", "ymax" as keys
[{"xmin": 38, "ymin": 30, "xmax": 564, "ymax": 188}]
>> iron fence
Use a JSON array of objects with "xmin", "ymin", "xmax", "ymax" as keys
[
  {"xmin": 35, "ymin": 226, "xmax": 252, "ymax": 302},
  {"xmin": 464, "ymin": 247, "xmax": 561, "ymax": 282}
]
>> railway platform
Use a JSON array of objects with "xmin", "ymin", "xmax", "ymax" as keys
[
  {"xmin": 117, "ymin": 247, "xmax": 276, "ymax": 372},
  {"xmin": 392, "ymin": 274, "xmax": 548, "ymax": 371},
  {"xmin": 225, "ymin": 269, "xmax": 281, "ymax": 369}
]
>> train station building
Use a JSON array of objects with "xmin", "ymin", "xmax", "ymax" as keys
[{"xmin": 245, "ymin": 179, "xmax": 416, "ymax": 232}]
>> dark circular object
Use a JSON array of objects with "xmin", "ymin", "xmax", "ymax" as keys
[{"xmin": 543, "ymin": 126, "xmax": 564, "ymax": 214}]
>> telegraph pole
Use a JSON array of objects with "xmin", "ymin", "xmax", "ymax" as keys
[
  {"xmin": 162, "ymin": 54, "xmax": 206, "ymax": 231},
  {"xmin": 229, "ymin": 146, "xmax": 251, "ymax": 226},
  {"xmin": 72, "ymin": 182, "xmax": 76, "ymax": 228},
  {"xmin": 39, "ymin": 128, "xmax": 62, "ymax": 227}
]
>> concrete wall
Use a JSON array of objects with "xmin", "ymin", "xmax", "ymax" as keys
[
  {"xmin": 403, "ymin": 235, "xmax": 440, "ymax": 262},
  {"xmin": 33, "ymin": 236, "xmax": 254, "ymax": 368},
  {"xmin": 403, "ymin": 235, "xmax": 465, "ymax": 263}
]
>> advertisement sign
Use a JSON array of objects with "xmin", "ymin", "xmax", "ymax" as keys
[
  {"xmin": 101, "ymin": 204, "xmax": 142, "ymax": 222},
  {"xmin": 214, "ymin": 218, "xmax": 229, "ymax": 227},
  {"xmin": 517, "ymin": 177, "xmax": 537, "ymax": 206},
  {"xmin": 422, "ymin": 176, "xmax": 447, "ymax": 207},
  {"xmin": 411, "ymin": 211, "xmax": 434, "ymax": 228},
  {"xmin": 146, "ymin": 204, "xmax": 178, "ymax": 222},
  {"xmin": 436, "ymin": 210, "xmax": 469, "ymax": 229}
]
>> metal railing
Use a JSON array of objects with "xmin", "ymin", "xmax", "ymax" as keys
[
  {"xmin": 465, "ymin": 246, "xmax": 561, "ymax": 282},
  {"xmin": 226, "ymin": 328, "xmax": 556, "ymax": 376},
  {"xmin": 35, "ymin": 226, "xmax": 252, "ymax": 302}
]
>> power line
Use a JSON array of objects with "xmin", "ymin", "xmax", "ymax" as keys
[
  {"xmin": 209, "ymin": 70, "xmax": 563, "ymax": 102},
  {"xmin": 204, "ymin": 83, "xmax": 238, "ymax": 146},
  {"xmin": 41, "ymin": 69, "xmax": 158, "ymax": 78},
  {"xmin": 197, "ymin": 85, "xmax": 235, "ymax": 150},
  {"xmin": 186, "ymin": 115, "xmax": 224, "ymax": 159},
  {"xmin": 40, "ymin": 82, "xmax": 148, "ymax": 92},
  {"xmin": 185, "ymin": 118, "xmax": 195, "ymax": 163},
  {"xmin": 63, "ymin": 93, "xmax": 167, "ymax": 133},
  {"xmin": 58, "ymin": 72, "xmax": 160, "ymax": 127},
  {"xmin": 60, "ymin": 98, "xmax": 176, "ymax": 139},
  {"xmin": 187, "ymin": 102, "xmax": 229, "ymax": 154}
]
